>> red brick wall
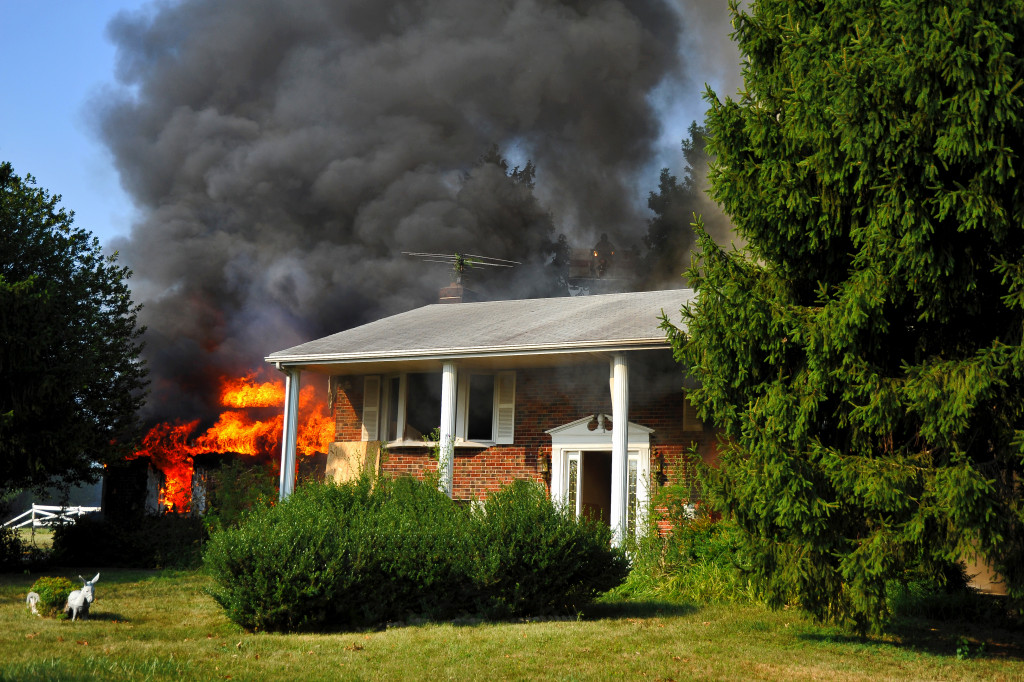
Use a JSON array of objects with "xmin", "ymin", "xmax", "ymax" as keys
[
  {"xmin": 330, "ymin": 356, "xmax": 720, "ymax": 502},
  {"xmin": 384, "ymin": 445, "xmax": 546, "ymax": 501},
  {"xmin": 333, "ymin": 377, "xmax": 363, "ymax": 442}
]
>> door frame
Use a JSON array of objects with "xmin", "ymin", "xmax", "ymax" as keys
[{"xmin": 547, "ymin": 414, "xmax": 653, "ymax": 538}]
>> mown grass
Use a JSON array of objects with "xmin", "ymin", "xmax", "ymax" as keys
[
  {"xmin": 0, "ymin": 569, "xmax": 1022, "ymax": 681},
  {"xmin": 15, "ymin": 528, "xmax": 54, "ymax": 551}
]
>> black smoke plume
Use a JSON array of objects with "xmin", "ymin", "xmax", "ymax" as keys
[{"xmin": 97, "ymin": 0, "xmax": 738, "ymax": 421}]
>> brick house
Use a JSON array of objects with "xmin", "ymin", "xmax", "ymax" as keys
[{"xmin": 266, "ymin": 289, "xmax": 717, "ymax": 543}]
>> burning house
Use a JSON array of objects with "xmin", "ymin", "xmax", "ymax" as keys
[
  {"xmin": 94, "ymin": 1, "xmax": 740, "ymax": 516},
  {"xmin": 266, "ymin": 288, "xmax": 716, "ymax": 543},
  {"xmin": 112, "ymin": 372, "xmax": 332, "ymax": 515}
]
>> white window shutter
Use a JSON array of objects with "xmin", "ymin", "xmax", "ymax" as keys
[
  {"xmin": 361, "ymin": 376, "xmax": 381, "ymax": 441},
  {"xmin": 494, "ymin": 371, "xmax": 516, "ymax": 444}
]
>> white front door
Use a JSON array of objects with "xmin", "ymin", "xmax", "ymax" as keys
[
  {"xmin": 563, "ymin": 448, "xmax": 645, "ymax": 536},
  {"xmin": 548, "ymin": 415, "xmax": 653, "ymax": 543}
]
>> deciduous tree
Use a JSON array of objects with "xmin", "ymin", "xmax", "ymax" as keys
[
  {"xmin": 669, "ymin": 0, "xmax": 1024, "ymax": 629},
  {"xmin": 0, "ymin": 162, "xmax": 147, "ymax": 495}
]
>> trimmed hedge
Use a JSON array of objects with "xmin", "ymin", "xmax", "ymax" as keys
[
  {"xmin": 204, "ymin": 477, "xmax": 627, "ymax": 632},
  {"xmin": 470, "ymin": 479, "xmax": 626, "ymax": 618}
]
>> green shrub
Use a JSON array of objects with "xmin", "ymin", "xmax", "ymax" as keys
[
  {"xmin": 0, "ymin": 526, "xmax": 25, "ymax": 571},
  {"xmin": 617, "ymin": 489, "xmax": 755, "ymax": 604},
  {"xmin": 470, "ymin": 480, "xmax": 628, "ymax": 618},
  {"xmin": 202, "ymin": 460, "xmax": 276, "ymax": 533},
  {"xmin": 205, "ymin": 476, "xmax": 627, "ymax": 632},
  {"xmin": 27, "ymin": 576, "xmax": 75, "ymax": 618},
  {"xmin": 52, "ymin": 514, "xmax": 206, "ymax": 569},
  {"xmin": 884, "ymin": 559, "xmax": 1015, "ymax": 625},
  {"xmin": 204, "ymin": 481, "xmax": 363, "ymax": 632},
  {"xmin": 204, "ymin": 476, "xmax": 472, "ymax": 631}
]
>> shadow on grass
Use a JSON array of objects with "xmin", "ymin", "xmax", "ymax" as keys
[
  {"xmin": 363, "ymin": 601, "xmax": 698, "ymax": 633},
  {"xmin": 582, "ymin": 598, "xmax": 697, "ymax": 620},
  {"xmin": 795, "ymin": 616, "xmax": 1024, "ymax": 662},
  {"xmin": 82, "ymin": 612, "xmax": 130, "ymax": 623}
]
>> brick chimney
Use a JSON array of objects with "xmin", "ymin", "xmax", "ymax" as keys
[{"xmin": 438, "ymin": 282, "xmax": 482, "ymax": 304}]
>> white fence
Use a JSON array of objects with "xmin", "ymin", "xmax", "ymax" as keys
[{"xmin": 2, "ymin": 504, "xmax": 101, "ymax": 529}]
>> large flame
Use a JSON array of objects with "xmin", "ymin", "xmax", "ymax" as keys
[{"xmin": 130, "ymin": 370, "xmax": 332, "ymax": 511}]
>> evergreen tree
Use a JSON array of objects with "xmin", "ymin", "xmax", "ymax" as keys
[
  {"xmin": 0, "ymin": 162, "xmax": 147, "ymax": 495},
  {"xmin": 459, "ymin": 146, "xmax": 563, "ymax": 297},
  {"xmin": 668, "ymin": 0, "xmax": 1024, "ymax": 629},
  {"xmin": 643, "ymin": 122, "xmax": 711, "ymax": 287}
]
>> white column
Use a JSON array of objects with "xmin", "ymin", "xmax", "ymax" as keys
[
  {"xmin": 610, "ymin": 353, "xmax": 629, "ymax": 546},
  {"xmin": 279, "ymin": 367, "xmax": 301, "ymax": 501},
  {"xmin": 438, "ymin": 361, "xmax": 458, "ymax": 497}
]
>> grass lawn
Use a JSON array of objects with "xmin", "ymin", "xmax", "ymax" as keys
[
  {"xmin": 15, "ymin": 528, "xmax": 55, "ymax": 551},
  {"xmin": 0, "ymin": 569, "xmax": 1022, "ymax": 681}
]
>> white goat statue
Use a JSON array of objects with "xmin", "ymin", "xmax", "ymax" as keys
[
  {"xmin": 25, "ymin": 592, "xmax": 41, "ymax": 616},
  {"xmin": 64, "ymin": 573, "xmax": 100, "ymax": 621}
]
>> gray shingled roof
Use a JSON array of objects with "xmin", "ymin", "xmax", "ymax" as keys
[{"xmin": 266, "ymin": 289, "xmax": 694, "ymax": 365}]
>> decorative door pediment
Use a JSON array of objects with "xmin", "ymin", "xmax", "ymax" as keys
[{"xmin": 546, "ymin": 413, "xmax": 653, "ymax": 447}]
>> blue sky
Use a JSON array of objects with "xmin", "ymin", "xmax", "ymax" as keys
[{"xmin": 1, "ymin": 1, "xmax": 148, "ymax": 245}]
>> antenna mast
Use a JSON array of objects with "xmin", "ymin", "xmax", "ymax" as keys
[{"xmin": 403, "ymin": 252, "xmax": 521, "ymax": 284}]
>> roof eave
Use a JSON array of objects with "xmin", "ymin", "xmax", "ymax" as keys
[{"xmin": 265, "ymin": 338, "xmax": 671, "ymax": 367}]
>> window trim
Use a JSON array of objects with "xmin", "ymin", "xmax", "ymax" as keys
[{"xmin": 455, "ymin": 372, "xmax": 498, "ymax": 446}]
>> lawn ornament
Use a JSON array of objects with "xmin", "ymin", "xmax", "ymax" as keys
[
  {"xmin": 26, "ymin": 592, "xmax": 41, "ymax": 616},
  {"xmin": 64, "ymin": 573, "xmax": 100, "ymax": 621}
]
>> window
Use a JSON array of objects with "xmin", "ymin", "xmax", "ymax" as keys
[
  {"xmin": 455, "ymin": 372, "xmax": 515, "ymax": 444},
  {"xmin": 626, "ymin": 457, "xmax": 639, "ymax": 537},
  {"xmin": 682, "ymin": 395, "xmax": 701, "ymax": 431},
  {"xmin": 465, "ymin": 374, "xmax": 495, "ymax": 441},
  {"xmin": 378, "ymin": 372, "xmax": 443, "ymax": 442},
  {"xmin": 363, "ymin": 371, "xmax": 515, "ymax": 445}
]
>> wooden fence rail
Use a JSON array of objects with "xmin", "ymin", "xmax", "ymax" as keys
[{"xmin": 2, "ymin": 504, "xmax": 101, "ymax": 529}]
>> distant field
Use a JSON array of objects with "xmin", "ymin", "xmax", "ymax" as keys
[
  {"xmin": 14, "ymin": 528, "xmax": 54, "ymax": 550},
  {"xmin": 0, "ymin": 569, "xmax": 1021, "ymax": 681}
]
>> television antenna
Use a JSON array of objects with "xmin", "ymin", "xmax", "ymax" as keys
[{"xmin": 403, "ymin": 252, "xmax": 520, "ymax": 284}]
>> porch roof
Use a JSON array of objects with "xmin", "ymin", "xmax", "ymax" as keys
[{"xmin": 266, "ymin": 289, "xmax": 694, "ymax": 373}]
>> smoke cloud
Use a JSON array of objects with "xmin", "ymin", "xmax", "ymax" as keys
[{"xmin": 97, "ymin": 0, "xmax": 739, "ymax": 421}]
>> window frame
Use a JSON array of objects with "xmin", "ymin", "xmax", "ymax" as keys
[{"xmin": 455, "ymin": 372, "xmax": 498, "ymax": 446}]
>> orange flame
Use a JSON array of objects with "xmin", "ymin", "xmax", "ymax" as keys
[
  {"xmin": 220, "ymin": 372, "xmax": 286, "ymax": 408},
  {"xmin": 130, "ymin": 370, "xmax": 333, "ymax": 511}
]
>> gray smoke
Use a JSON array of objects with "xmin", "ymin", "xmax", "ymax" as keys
[{"xmin": 96, "ymin": 0, "xmax": 739, "ymax": 421}]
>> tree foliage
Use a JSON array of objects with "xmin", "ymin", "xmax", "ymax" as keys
[
  {"xmin": 669, "ymin": 0, "xmax": 1024, "ymax": 629},
  {"xmin": 643, "ymin": 122, "xmax": 710, "ymax": 286},
  {"xmin": 0, "ymin": 162, "xmax": 147, "ymax": 495},
  {"xmin": 466, "ymin": 146, "xmax": 566, "ymax": 296}
]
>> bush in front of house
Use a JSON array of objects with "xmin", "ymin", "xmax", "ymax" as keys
[
  {"xmin": 203, "ymin": 480, "xmax": 366, "ymax": 632},
  {"xmin": 52, "ymin": 514, "xmax": 207, "ymax": 569},
  {"xmin": 204, "ymin": 476, "xmax": 628, "ymax": 632},
  {"xmin": 203, "ymin": 475, "xmax": 473, "ymax": 631},
  {"xmin": 469, "ymin": 479, "xmax": 628, "ymax": 618},
  {"xmin": 27, "ymin": 576, "xmax": 75, "ymax": 618},
  {"xmin": 351, "ymin": 475, "xmax": 476, "ymax": 621},
  {"xmin": 201, "ymin": 459, "xmax": 277, "ymax": 533},
  {"xmin": 616, "ymin": 484, "xmax": 756, "ymax": 605}
]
